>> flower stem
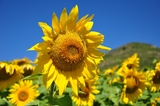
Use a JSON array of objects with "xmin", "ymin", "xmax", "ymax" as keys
[{"xmin": 50, "ymin": 81, "xmax": 55, "ymax": 97}]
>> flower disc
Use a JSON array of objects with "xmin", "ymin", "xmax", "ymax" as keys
[
  {"xmin": 0, "ymin": 67, "xmax": 15, "ymax": 81},
  {"xmin": 18, "ymin": 90, "xmax": 29, "ymax": 101},
  {"xmin": 50, "ymin": 31, "xmax": 87, "ymax": 71},
  {"xmin": 152, "ymin": 71, "xmax": 160, "ymax": 84},
  {"xmin": 0, "ymin": 62, "xmax": 22, "ymax": 90},
  {"xmin": 126, "ymin": 76, "xmax": 139, "ymax": 94}
]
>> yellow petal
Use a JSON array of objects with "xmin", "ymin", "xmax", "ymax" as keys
[
  {"xmin": 47, "ymin": 65, "xmax": 55, "ymax": 78},
  {"xmin": 69, "ymin": 71, "xmax": 78, "ymax": 95},
  {"xmin": 92, "ymin": 89, "xmax": 100, "ymax": 94},
  {"xmin": 83, "ymin": 67, "xmax": 93, "ymax": 79},
  {"xmin": 42, "ymin": 36, "xmax": 52, "ymax": 42},
  {"xmin": 86, "ymin": 40, "xmax": 103, "ymax": 48},
  {"xmin": 80, "ymin": 21, "xmax": 94, "ymax": 34},
  {"xmin": 90, "ymin": 93, "xmax": 96, "ymax": 100},
  {"xmin": 76, "ymin": 14, "xmax": 94, "ymax": 33},
  {"xmin": 36, "ymin": 54, "xmax": 50, "ymax": 64},
  {"xmin": 76, "ymin": 65, "xmax": 85, "ymax": 87},
  {"xmin": 60, "ymin": 8, "xmax": 68, "ymax": 31},
  {"xmin": 85, "ymin": 34, "xmax": 104, "ymax": 43},
  {"xmin": 43, "ymin": 59, "xmax": 52, "ymax": 74},
  {"xmin": 0, "ymin": 63, "xmax": 6, "ymax": 68},
  {"xmin": 32, "ymin": 54, "xmax": 50, "ymax": 75},
  {"xmin": 28, "ymin": 42, "xmax": 51, "ymax": 53},
  {"xmin": 5, "ymin": 65, "xmax": 11, "ymax": 73},
  {"xmin": 75, "ymin": 14, "xmax": 88, "ymax": 31},
  {"xmin": 88, "ymin": 49, "xmax": 105, "ymax": 58},
  {"xmin": 45, "ymin": 65, "xmax": 56, "ymax": 89},
  {"xmin": 86, "ymin": 31, "xmax": 100, "ymax": 36},
  {"xmin": 52, "ymin": 13, "xmax": 60, "ymax": 35},
  {"xmin": 97, "ymin": 45, "xmax": 111, "ymax": 51},
  {"xmin": 84, "ymin": 21, "xmax": 93, "ymax": 31},
  {"xmin": 67, "ymin": 5, "xmax": 79, "ymax": 30},
  {"xmin": 32, "ymin": 64, "xmax": 43, "ymax": 75},
  {"xmin": 38, "ymin": 22, "xmax": 54, "ymax": 38},
  {"xmin": 123, "ymin": 96, "xmax": 129, "ymax": 104},
  {"xmin": 85, "ymin": 57, "xmax": 96, "ymax": 70},
  {"xmin": 28, "ymin": 43, "xmax": 39, "ymax": 51},
  {"xmin": 55, "ymin": 71, "xmax": 68, "ymax": 96}
]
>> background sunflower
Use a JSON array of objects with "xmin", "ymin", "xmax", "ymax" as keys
[{"xmin": 7, "ymin": 80, "xmax": 39, "ymax": 106}]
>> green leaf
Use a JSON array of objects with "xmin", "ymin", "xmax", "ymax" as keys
[
  {"xmin": 22, "ymin": 74, "xmax": 42, "ymax": 80},
  {"xmin": 150, "ymin": 92, "xmax": 160, "ymax": 99},
  {"xmin": 48, "ymin": 94, "xmax": 72, "ymax": 106},
  {"xmin": 134, "ymin": 101, "xmax": 148, "ymax": 106},
  {"xmin": 0, "ymin": 98, "xmax": 10, "ymax": 106},
  {"xmin": 64, "ymin": 87, "xmax": 73, "ymax": 94},
  {"xmin": 152, "ymin": 59, "xmax": 158, "ymax": 64},
  {"xmin": 139, "ymin": 95, "xmax": 150, "ymax": 100},
  {"xmin": 26, "ymin": 100, "xmax": 39, "ymax": 106},
  {"xmin": 38, "ymin": 85, "xmax": 47, "ymax": 94},
  {"xmin": 0, "ymin": 99, "xmax": 6, "ymax": 105},
  {"xmin": 110, "ymin": 96, "xmax": 119, "ymax": 105}
]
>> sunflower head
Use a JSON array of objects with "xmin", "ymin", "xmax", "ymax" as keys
[
  {"xmin": 72, "ymin": 77, "xmax": 99, "ymax": 106},
  {"xmin": 108, "ymin": 76, "xmax": 122, "ymax": 85},
  {"xmin": 121, "ymin": 53, "xmax": 139, "ymax": 71},
  {"xmin": 148, "ymin": 62, "xmax": 160, "ymax": 92},
  {"xmin": 155, "ymin": 62, "xmax": 160, "ymax": 71},
  {"xmin": 21, "ymin": 64, "xmax": 35, "ymax": 77},
  {"xmin": 119, "ymin": 68, "xmax": 147, "ymax": 105},
  {"xmin": 49, "ymin": 31, "xmax": 87, "ymax": 71},
  {"xmin": 7, "ymin": 80, "xmax": 39, "ymax": 106},
  {"xmin": 104, "ymin": 65, "xmax": 119, "ymax": 76},
  {"xmin": 12, "ymin": 57, "xmax": 31, "ymax": 66},
  {"xmin": 126, "ymin": 53, "xmax": 139, "ymax": 69},
  {"xmin": 117, "ymin": 53, "xmax": 140, "ymax": 77},
  {"xmin": 12, "ymin": 58, "xmax": 35, "ymax": 77},
  {"xmin": 29, "ymin": 5, "xmax": 110, "ymax": 96},
  {"xmin": 0, "ymin": 62, "xmax": 22, "ymax": 90}
]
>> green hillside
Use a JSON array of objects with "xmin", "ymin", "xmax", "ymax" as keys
[{"xmin": 99, "ymin": 42, "xmax": 160, "ymax": 70}]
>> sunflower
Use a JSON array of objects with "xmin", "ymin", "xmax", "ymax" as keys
[
  {"xmin": 29, "ymin": 5, "xmax": 110, "ymax": 96},
  {"xmin": 0, "ymin": 62, "xmax": 22, "ymax": 90},
  {"xmin": 104, "ymin": 65, "xmax": 119, "ymax": 76},
  {"xmin": 118, "ymin": 68, "xmax": 147, "ymax": 105},
  {"xmin": 7, "ymin": 80, "xmax": 39, "ymax": 106},
  {"xmin": 151, "ymin": 101, "xmax": 157, "ymax": 106},
  {"xmin": 148, "ymin": 62, "xmax": 160, "ymax": 92},
  {"xmin": 103, "ymin": 65, "xmax": 120, "ymax": 85},
  {"xmin": 21, "ymin": 64, "xmax": 35, "ymax": 77},
  {"xmin": 12, "ymin": 57, "xmax": 31, "ymax": 66},
  {"xmin": 117, "ymin": 53, "xmax": 139, "ymax": 76},
  {"xmin": 151, "ymin": 97, "xmax": 160, "ymax": 106},
  {"xmin": 71, "ymin": 77, "xmax": 99, "ymax": 106},
  {"xmin": 108, "ymin": 76, "xmax": 122, "ymax": 85},
  {"xmin": 13, "ymin": 58, "xmax": 35, "ymax": 77}
]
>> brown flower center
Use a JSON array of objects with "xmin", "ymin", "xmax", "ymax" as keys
[
  {"xmin": 152, "ymin": 71, "xmax": 160, "ymax": 84},
  {"xmin": 17, "ymin": 60, "xmax": 27, "ymax": 66},
  {"xmin": 18, "ymin": 90, "xmax": 29, "ymax": 101},
  {"xmin": 126, "ymin": 76, "xmax": 140, "ymax": 94},
  {"xmin": 50, "ymin": 31, "xmax": 87, "ymax": 71},
  {"xmin": 0, "ymin": 67, "xmax": 15, "ymax": 81},
  {"xmin": 23, "ymin": 67, "xmax": 33, "ymax": 77},
  {"xmin": 79, "ymin": 82, "xmax": 90, "ymax": 98},
  {"xmin": 127, "ymin": 64, "xmax": 133, "ymax": 69}
]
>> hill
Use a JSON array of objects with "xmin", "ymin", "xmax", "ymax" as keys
[{"xmin": 99, "ymin": 42, "xmax": 160, "ymax": 70}]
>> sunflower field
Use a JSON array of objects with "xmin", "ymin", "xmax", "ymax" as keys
[{"xmin": 1, "ymin": 5, "xmax": 160, "ymax": 106}]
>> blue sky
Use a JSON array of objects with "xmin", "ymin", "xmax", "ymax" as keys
[{"xmin": 0, "ymin": 0, "xmax": 160, "ymax": 61}]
